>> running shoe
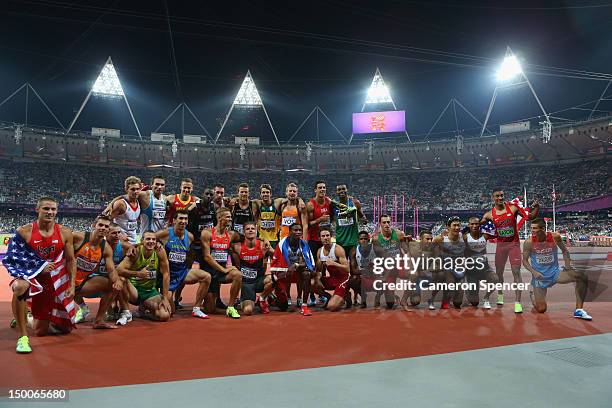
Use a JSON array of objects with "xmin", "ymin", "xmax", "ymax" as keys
[
  {"xmin": 427, "ymin": 299, "xmax": 435, "ymax": 310},
  {"xmin": 287, "ymin": 298, "xmax": 293, "ymax": 307},
  {"xmin": 75, "ymin": 305, "xmax": 90, "ymax": 324},
  {"xmin": 300, "ymin": 304, "xmax": 312, "ymax": 316},
  {"xmin": 192, "ymin": 307, "xmax": 210, "ymax": 319},
  {"xmin": 573, "ymin": 309, "xmax": 592, "ymax": 320},
  {"xmin": 226, "ymin": 306, "xmax": 241, "ymax": 319},
  {"xmin": 10, "ymin": 318, "xmax": 17, "ymax": 328},
  {"xmin": 16, "ymin": 336, "xmax": 32, "ymax": 354},
  {"xmin": 259, "ymin": 299, "xmax": 270, "ymax": 314},
  {"xmin": 234, "ymin": 298, "xmax": 242, "ymax": 309},
  {"xmin": 483, "ymin": 300, "xmax": 492, "ymax": 310},
  {"xmin": 116, "ymin": 310, "xmax": 133, "ymax": 326},
  {"xmin": 296, "ymin": 298, "xmax": 303, "ymax": 308},
  {"xmin": 514, "ymin": 303, "xmax": 523, "ymax": 314},
  {"xmin": 496, "ymin": 293, "xmax": 504, "ymax": 305},
  {"xmin": 318, "ymin": 295, "xmax": 328, "ymax": 306},
  {"xmin": 441, "ymin": 301, "xmax": 450, "ymax": 309},
  {"xmin": 307, "ymin": 297, "xmax": 316, "ymax": 307}
]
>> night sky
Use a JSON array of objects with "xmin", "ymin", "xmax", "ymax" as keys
[{"xmin": 1, "ymin": 0, "xmax": 611, "ymax": 142}]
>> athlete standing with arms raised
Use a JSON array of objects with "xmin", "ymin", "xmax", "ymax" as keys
[{"xmin": 481, "ymin": 187, "xmax": 539, "ymax": 313}]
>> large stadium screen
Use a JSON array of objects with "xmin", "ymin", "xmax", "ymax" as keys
[{"xmin": 352, "ymin": 110, "xmax": 405, "ymax": 134}]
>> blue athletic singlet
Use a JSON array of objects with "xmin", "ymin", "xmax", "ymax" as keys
[
  {"xmin": 165, "ymin": 228, "xmax": 190, "ymax": 291},
  {"xmin": 530, "ymin": 232, "xmax": 560, "ymax": 289},
  {"xmin": 98, "ymin": 241, "xmax": 125, "ymax": 275}
]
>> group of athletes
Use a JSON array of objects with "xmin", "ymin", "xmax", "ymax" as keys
[{"xmin": 7, "ymin": 175, "xmax": 593, "ymax": 354}]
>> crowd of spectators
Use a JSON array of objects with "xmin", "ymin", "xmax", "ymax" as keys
[{"xmin": 0, "ymin": 158, "xmax": 609, "ymax": 213}]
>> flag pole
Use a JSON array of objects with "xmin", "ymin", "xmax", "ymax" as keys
[
  {"xmin": 552, "ymin": 184, "xmax": 556, "ymax": 232},
  {"xmin": 524, "ymin": 186, "xmax": 528, "ymax": 239}
]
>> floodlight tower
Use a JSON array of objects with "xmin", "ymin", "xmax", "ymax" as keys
[
  {"xmin": 481, "ymin": 47, "xmax": 551, "ymax": 143},
  {"xmin": 349, "ymin": 68, "xmax": 411, "ymax": 143},
  {"xmin": 215, "ymin": 70, "xmax": 280, "ymax": 145},
  {"xmin": 66, "ymin": 57, "xmax": 142, "ymax": 138}
]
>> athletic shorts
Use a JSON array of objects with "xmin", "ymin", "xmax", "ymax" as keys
[
  {"xmin": 76, "ymin": 272, "xmax": 109, "ymax": 299},
  {"xmin": 531, "ymin": 267, "xmax": 560, "ymax": 289},
  {"xmin": 207, "ymin": 269, "xmax": 229, "ymax": 293},
  {"xmin": 168, "ymin": 268, "xmax": 190, "ymax": 292},
  {"xmin": 134, "ymin": 285, "xmax": 160, "ymax": 305},
  {"xmin": 495, "ymin": 241, "xmax": 522, "ymax": 268},
  {"xmin": 321, "ymin": 274, "xmax": 349, "ymax": 298},
  {"xmin": 241, "ymin": 275, "xmax": 266, "ymax": 302},
  {"xmin": 273, "ymin": 276, "xmax": 290, "ymax": 305},
  {"xmin": 447, "ymin": 269, "xmax": 466, "ymax": 281},
  {"xmin": 187, "ymin": 243, "xmax": 204, "ymax": 268}
]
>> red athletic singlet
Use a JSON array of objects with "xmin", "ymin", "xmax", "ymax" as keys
[
  {"xmin": 210, "ymin": 227, "xmax": 231, "ymax": 266},
  {"xmin": 29, "ymin": 221, "xmax": 64, "ymax": 261},
  {"xmin": 308, "ymin": 197, "xmax": 332, "ymax": 241},
  {"xmin": 491, "ymin": 202, "xmax": 519, "ymax": 243},
  {"xmin": 166, "ymin": 194, "xmax": 196, "ymax": 222}
]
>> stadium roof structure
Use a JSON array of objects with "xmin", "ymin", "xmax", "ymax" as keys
[
  {"xmin": 286, "ymin": 106, "xmax": 348, "ymax": 144},
  {"xmin": 66, "ymin": 56, "xmax": 142, "ymax": 139},
  {"xmin": 215, "ymin": 70, "xmax": 280, "ymax": 146},
  {"xmin": 154, "ymin": 102, "xmax": 212, "ymax": 141},
  {"xmin": 0, "ymin": 83, "xmax": 65, "ymax": 131}
]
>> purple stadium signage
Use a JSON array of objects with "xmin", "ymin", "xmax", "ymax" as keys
[{"xmin": 352, "ymin": 110, "xmax": 405, "ymax": 134}]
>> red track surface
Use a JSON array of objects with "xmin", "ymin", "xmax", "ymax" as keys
[{"xmin": 1, "ymin": 263, "xmax": 611, "ymax": 391}]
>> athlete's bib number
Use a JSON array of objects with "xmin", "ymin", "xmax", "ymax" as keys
[
  {"xmin": 146, "ymin": 268, "xmax": 157, "ymax": 280},
  {"xmin": 76, "ymin": 257, "xmax": 98, "ymax": 272},
  {"xmin": 212, "ymin": 250, "xmax": 227, "ymax": 263},
  {"xmin": 320, "ymin": 220, "xmax": 331, "ymax": 228},
  {"xmin": 337, "ymin": 218, "xmax": 354, "ymax": 227},
  {"xmin": 281, "ymin": 217, "xmax": 296, "ymax": 227},
  {"xmin": 152, "ymin": 209, "xmax": 166, "ymax": 219},
  {"xmin": 169, "ymin": 251, "xmax": 187, "ymax": 263},
  {"xmin": 126, "ymin": 221, "xmax": 137, "ymax": 231},
  {"xmin": 241, "ymin": 267, "xmax": 258, "ymax": 280},
  {"xmin": 536, "ymin": 254, "xmax": 553, "ymax": 264},
  {"xmin": 260, "ymin": 220, "xmax": 276, "ymax": 229},
  {"xmin": 497, "ymin": 227, "xmax": 514, "ymax": 237}
]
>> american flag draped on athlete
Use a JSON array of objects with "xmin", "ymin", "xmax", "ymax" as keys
[{"xmin": 3, "ymin": 233, "xmax": 77, "ymax": 328}]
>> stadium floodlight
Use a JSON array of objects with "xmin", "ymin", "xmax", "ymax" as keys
[
  {"xmin": 215, "ymin": 70, "xmax": 280, "ymax": 145},
  {"xmin": 233, "ymin": 72, "xmax": 262, "ymax": 106},
  {"xmin": 66, "ymin": 56, "xmax": 141, "ymax": 138},
  {"xmin": 365, "ymin": 68, "xmax": 393, "ymax": 105},
  {"xmin": 481, "ymin": 47, "xmax": 551, "ymax": 142},
  {"xmin": 497, "ymin": 55, "xmax": 523, "ymax": 82},
  {"xmin": 92, "ymin": 60, "xmax": 125, "ymax": 97}
]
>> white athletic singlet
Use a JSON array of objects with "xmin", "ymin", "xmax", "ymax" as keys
[
  {"xmin": 442, "ymin": 233, "xmax": 465, "ymax": 258},
  {"xmin": 466, "ymin": 233, "xmax": 487, "ymax": 256},
  {"xmin": 356, "ymin": 245, "xmax": 376, "ymax": 277},
  {"xmin": 115, "ymin": 197, "xmax": 140, "ymax": 244},
  {"xmin": 319, "ymin": 243, "xmax": 338, "ymax": 263}
]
